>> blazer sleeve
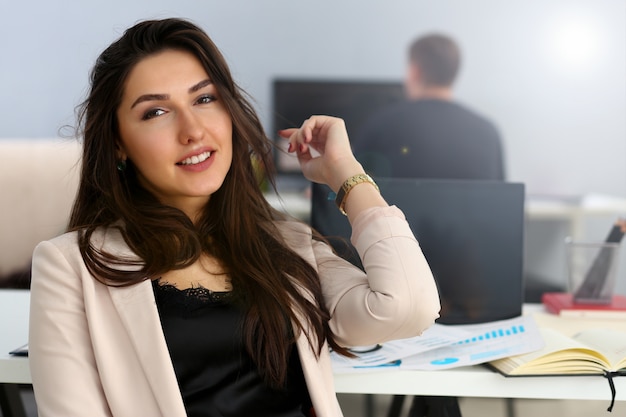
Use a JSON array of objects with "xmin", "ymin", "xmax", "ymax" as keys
[
  {"xmin": 316, "ymin": 206, "xmax": 440, "ymax": 347},
  {"xmin": 29, "ymin": 238, "xmax": 113, "ymax": 417}
]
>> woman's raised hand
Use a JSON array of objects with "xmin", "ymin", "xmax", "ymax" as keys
[{"xmin": 278, "ymin": 115, "xmax": 364, "ymax": 192}]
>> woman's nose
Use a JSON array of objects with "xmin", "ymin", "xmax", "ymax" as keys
[{"xmin": 177, "ymin": 109, "xmax": 204, "ymax": 144}]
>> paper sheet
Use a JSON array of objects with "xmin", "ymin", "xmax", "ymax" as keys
[
  {"xmin": 331, "ymin": 324, "xmax": 472, "ymax": 371},
  {"xmin": 332, "ymin": 315, "xmax": 544, "ymax": 372}
]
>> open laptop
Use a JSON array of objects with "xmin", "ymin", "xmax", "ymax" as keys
[{"xmin": 311, "ymin": 178, "xmax": 525, "ymax": 324}]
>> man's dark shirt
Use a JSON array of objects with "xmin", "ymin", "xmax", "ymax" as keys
[{"xmin": 353, "ymin": 98, "xmax": 505, "ymax": 180}]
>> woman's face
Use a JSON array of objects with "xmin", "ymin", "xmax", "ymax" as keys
[{"xmin": 116, "ymin": 49, "xmax": 233, "ymax": 220}]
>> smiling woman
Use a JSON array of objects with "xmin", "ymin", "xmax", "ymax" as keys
[
  {"xmin": 116, "ymin": 49, "xmax": 233, "ymax": 220},
  {"xmin": 27, "ymin": 18, "xmax": 441, "ymax": 417}
]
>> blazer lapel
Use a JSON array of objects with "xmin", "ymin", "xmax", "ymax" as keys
[{"xmin": 109, "ymin": 280, "xmax": 187, "ymax": 417}]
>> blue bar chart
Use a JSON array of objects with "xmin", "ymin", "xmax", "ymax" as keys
[{"xmin": 400, "ymin": 316, "xmax": 543, "ymax": 370}]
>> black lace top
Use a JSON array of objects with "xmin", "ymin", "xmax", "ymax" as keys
[{"xmin": 152, "ymin": 280, "xmax": 312, "ymax": 417}]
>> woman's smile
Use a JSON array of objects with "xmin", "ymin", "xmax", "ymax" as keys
[
  {"xmin": 176, "ymin": 148, "xmax": 215, "ymax": 172},
  {"xmin": 177, "ymin": 150, "xmax": 212, "ymax": 166}
]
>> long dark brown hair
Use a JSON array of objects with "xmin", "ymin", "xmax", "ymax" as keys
[{"xmin": 69, "ymin": 17, "xmax": 349, "ymax": 388}]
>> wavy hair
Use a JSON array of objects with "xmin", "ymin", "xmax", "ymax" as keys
[{"xmin": 69, "ymin": 17, "xmax": 349, "ymax": 388}]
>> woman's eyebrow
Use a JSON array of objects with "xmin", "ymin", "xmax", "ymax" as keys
[
  {"xmin": 189, "ymin": 79, "xmax": 212, "ymax": 93},
  {"xmin": 130, "ymin": 79, "xmax": 213, "ymax": 109},
  {"xmin": 131, "ymin": 93, "xmax": 169, "ymax": 109}
]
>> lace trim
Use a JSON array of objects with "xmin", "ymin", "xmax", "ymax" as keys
[{"xmin": 152, "ymin": 280, "xmax": 232, "ymax": 311}]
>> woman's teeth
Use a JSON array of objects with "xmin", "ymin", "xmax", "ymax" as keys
[{"xmin": 179, "ymin": 151, "xmax": 211, "ymax": 165}]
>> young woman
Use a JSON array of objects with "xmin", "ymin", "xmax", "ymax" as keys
[{"xmin": 28, "ymin": 18, "xmax": 440, "ymax": 417}]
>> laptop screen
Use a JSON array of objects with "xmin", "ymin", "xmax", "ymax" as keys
[{"xmin": 311, "ymin": 178, "xmax": 525, "ymax": 324}]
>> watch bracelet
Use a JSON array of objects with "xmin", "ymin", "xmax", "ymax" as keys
[{"xmin": 334, "ymin": 173, "xmax": 379, "ymax": 215}]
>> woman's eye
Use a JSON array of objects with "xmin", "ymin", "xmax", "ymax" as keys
[
  {"xmin": 142, "ymin": 108, "xmax": 165, "ymax": 120},
  {"xmin": 197, "ymin": 95, "xmax": 216, "ymax": 105}
]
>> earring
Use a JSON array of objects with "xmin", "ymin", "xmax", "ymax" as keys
[{"xmin": 116, "ymin": 159, "xmax": 127, "ymax": 172}]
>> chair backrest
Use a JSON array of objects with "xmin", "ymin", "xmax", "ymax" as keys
[
  {"xmin": 0, "ymin": 139, "xmax": 81, "ymax": 278},
  {"xmin": 311, "ymin": 178, "xmax": 525, "ymax": 324}
]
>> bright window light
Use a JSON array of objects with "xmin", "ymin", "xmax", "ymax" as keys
[{"xmin": 548, "ymin": 13, "xmax": 603, "ymax": 73}]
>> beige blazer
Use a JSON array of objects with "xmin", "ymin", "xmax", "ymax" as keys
[{"xmin": 29, "ymin": 206, "xmax": 440, "ymax": 417}]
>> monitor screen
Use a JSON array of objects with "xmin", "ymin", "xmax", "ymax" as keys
[
  {"xmin": 272, "ymin": 79, "xmax": 405, "ymax": 174},
  {"xmin": 311, "ymin": 178, "xmax": 526, "ymax": 325}
]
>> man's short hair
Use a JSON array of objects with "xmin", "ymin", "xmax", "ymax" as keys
[{"xmin": 409, "ymin": 33, "xmax": 461, "ymax": 87}]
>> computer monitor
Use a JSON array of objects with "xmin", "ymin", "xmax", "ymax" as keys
[
  {"xmin": 272, "ymin": 79, "xmax": 405, "ymax": 174},
  {"xmin": 311, "ymin": 178, "xmax": 526, "ymax": 325}
]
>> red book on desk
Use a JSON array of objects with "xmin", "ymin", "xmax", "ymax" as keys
[{"xmin": 542, "ymin": 292, "xmax": 626, "ymax": 319}]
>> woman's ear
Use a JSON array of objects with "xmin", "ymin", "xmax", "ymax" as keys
[
  {"xmin": 115, "ymin": 141, "xmax": 127, "ymax": 161},
  {"xmin": 115, "ymin": 142, "xmax": 128, "ymax": 172}
]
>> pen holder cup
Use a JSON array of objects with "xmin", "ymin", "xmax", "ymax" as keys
[{"xmin": 566, "ymin": 239, "xmax": 621, "ymax": 305}]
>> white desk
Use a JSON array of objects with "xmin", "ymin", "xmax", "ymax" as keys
[
  {"xmin": 524, "ymin": 193, "xmax": 626, "ymax": 242},
  {"xmin": 0, "ymin": 289, "xmax": 30, "ymax": 417},
  {"xmin": 264, "ymin": 190, "xmax": 312, "ymax": 222},
  {"xmin": 0, "ymin": 290, "xmax": 30, "ymax": 384},
  {"xmin": 1, "ymin": 291, "xmax": 625, "ymax": 411},
  {"xmin": 334, "ymin": 364, "xmax": 624, "ymax": 402}
]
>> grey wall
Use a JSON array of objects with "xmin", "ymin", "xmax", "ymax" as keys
[{"xmin": 1, "ymin": 0, "xmax": 625, "ymax": 199}]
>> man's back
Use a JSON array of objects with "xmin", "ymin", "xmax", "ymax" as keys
[{"xmin": 354, "ymin": 98, "xmax": 505, "ymax": 180}]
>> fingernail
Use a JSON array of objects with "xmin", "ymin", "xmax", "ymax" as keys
[
  {"xmin": 299, "ymin": 144, "xmax": 306, "ymax": 153},
  {"xmin": 287, "ymin": 142, "xmax": 294, "ymax": 152}
]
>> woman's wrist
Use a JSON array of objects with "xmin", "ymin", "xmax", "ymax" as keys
[{"xmin": 329, "ymin": 160, "xmax": 365, "ymax": 193}]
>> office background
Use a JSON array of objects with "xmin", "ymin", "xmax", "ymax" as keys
[{"xmin": 1, "ymin": 0, "xmax": 625, "ymax": 292}]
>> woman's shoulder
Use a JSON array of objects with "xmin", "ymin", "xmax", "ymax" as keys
[
  {"xmin": 38, "ymin": 230, "xmax": 80, "ymax": 252},
  {"xmin": 39, "ymin": 226, "xmax": 127, "ymax": 253}
]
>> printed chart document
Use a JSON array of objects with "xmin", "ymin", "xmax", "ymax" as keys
[
  {"xmin": 400, "ymin": 315, "xmax": 544, "ymax": 370},
  {"xmin": 331, "ymin": 324, "xmax": 473, "ymax": 371},
  {"xmin": 332, "ymin": 315, "xmax": 544, "ymax": 372}
]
